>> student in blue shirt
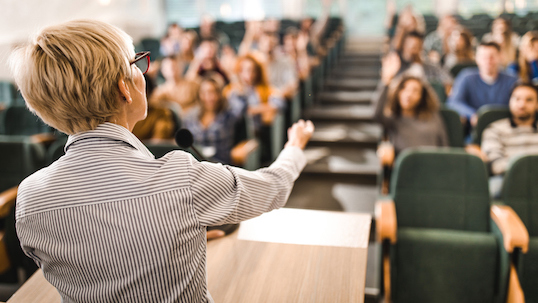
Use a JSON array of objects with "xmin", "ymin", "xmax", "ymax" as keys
[{"xmin": 447, "ymin": 41, "xmax": 518, "ymax": 128}]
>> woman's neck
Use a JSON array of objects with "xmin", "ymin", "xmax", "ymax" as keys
[
  {"xmin": 200, "ymin": 110, "xmax": 216, "ymax": 128},
  {"xmin": 401, "ymin": 109, "xmax": 415, "ymax": 118}
]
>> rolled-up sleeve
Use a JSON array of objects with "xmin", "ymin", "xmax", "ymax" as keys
[{"xmin": 188, "ymin": 146, "xmax": 307, "ymax": 226}]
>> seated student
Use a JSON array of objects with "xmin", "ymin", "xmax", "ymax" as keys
[
  {"xmin": 444, "ymin": 26, "xmax": 475, "ymax": 72},
  {"xmin": 423, "ymin": 15, "xmax": 458, "ymax": 64},
  {"xmin": 482, "ymin": 83, "xmax": 538, "ymax": 198},
  {"xmin": 151, "ymin": 55, "xmax": 199, "ymax": 115},
  {"xmin": 507, "ymin": 31, "xmax": 538, "ymax": 84},
  {"xmin": 183, "ymin": 77, "xmax": 239, "ymax": 164},
  {"xmin": 389, "ymin": 5, "xmax": 425, "ymax": 53},
  {"xmin": 394, "ymin": 31, "xmax": 453, "ymax": 86},
  {"xmin": 482, "ymin": 17, "xmax": 519, "ymax": 69},
  {"xmin": 447, "ymin": 42, "xmax": 518, "ymax": 128},
  {"xmin": 224, "ymin": 54, "xmax": 285, "ymax": 132},
  {"xmin": 187, "ymin": 38, "xmax": 229, "ymax": 86},
  {"xmin": 178, "ymin": 29, "xmax": 198, "ymax": 64},
  {"xmin": 160, "ymin": 23, "xmax": 183, "ymax": 57},
  {"xmin": 224, "ymin": 55, "xmax": 285, "ymax": 163},
  {"xmin": 254, "ymin": 31, "xmax": 299, "ymax": 100},
  {"xmin": 374, "ymin": 73, "xmax": 449, "ymax": 163},
  {"xmin": 199, "ymin": 14, "xmax": 230, "ymax": 47},
  {"xmin": 282, "ymin": 27, "xmax": 311, "ymax": 81}
]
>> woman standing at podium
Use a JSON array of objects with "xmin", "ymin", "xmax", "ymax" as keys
[{"xmin": 10, "ymin": 20, "xmax": 313, "ymax": 303}]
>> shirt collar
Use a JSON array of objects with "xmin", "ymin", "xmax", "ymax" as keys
[{"xmin": 65, "ymin": 122, "xmax": 155, "ymax": 159}]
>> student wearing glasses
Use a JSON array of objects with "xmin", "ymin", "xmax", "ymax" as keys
[{"xmin": 11, "ymin": 20, "xmax": 313, "ymax": 302}]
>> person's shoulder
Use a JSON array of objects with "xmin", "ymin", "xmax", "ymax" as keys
[
  {"xmin": 498, "ymin": 70, "xmax": 519, "ymax": 82},
  {"xmin": 487, "ymin": 118, "xmax": 512, "ymax": 132}
]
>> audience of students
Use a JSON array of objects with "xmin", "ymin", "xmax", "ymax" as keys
[
  {"xmin": 482, "ymin": 83, "xmax": 538, "ymax": 198},
  {"xmin": 447, "ymin": 42, "xmax": 518, "ymax": 128},
  {"xmin": 135, "ymin": 15, "xmax": 331, "ymax": 167}
]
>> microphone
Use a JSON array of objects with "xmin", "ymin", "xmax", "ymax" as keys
[{"xmin": 175, "ymin": 128, "xmax": 205, "ymax": 160}]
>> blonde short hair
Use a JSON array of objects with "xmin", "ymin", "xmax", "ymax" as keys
[{"xmin": 9, "ymin": 20, "xmax": 135, "ymax": 134}]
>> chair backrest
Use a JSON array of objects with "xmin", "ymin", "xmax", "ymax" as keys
[
  {"xmin": 1, "ymin": 106, "xmax": 52, "ymax": 136},
  {"xmin": 439, "ymin": 107, "xmax": 464, "ymax": 148},
  {"xmin": 472, "ymin": 105, "xmax": 511, "ymax": 145},
  {"xmin": 429, "ymin": 82, "xmax": 447, "ymax": 103},
  {"xmin": 46, "ymin": 135, "xmax": 68, "ymax": 165},
  {"xmin": 502, "ymin": 155, "xmax": 538, "ymax": 237},
  {"xmin": 391, "ymin": 148, "xmax": 491, "ymax": 232},
  {"xmin": 450, "ymin": 63, "xmax": 478, "ymax": 78},
  {"xmin": 0, "ymin": 135, "xmax": 46, "ymax": 192}
]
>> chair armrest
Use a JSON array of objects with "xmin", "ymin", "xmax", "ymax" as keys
[
  {"xmin": 231, "ymin": 139, "xmax": 259, "ymax": 166},
  {"xmin": 375, "ymin": 200, "xmax": 397, "ymax": 244},
  {"xmin": 0, "ymin": 187, "xmax": 17, "ymax": 218},
  {"xmin": 491, "ymin": 205, "xmax": 529, "ymax": 253},
  {"xmin": 30, "ymin": 133, "xmax": 57, "ymax": 146},
  {"xmin": 0, "ymin": 231, "xmax": 10, "ymax": 274}
]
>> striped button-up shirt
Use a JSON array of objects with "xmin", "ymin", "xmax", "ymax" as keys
[{"xmin": 15, "ymin": 122, "xmax": 306, "ymax": 302}]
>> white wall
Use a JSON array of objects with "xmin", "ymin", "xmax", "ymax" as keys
[{"xmin": 0, "ymin": 0, "xmax": 167, "ymax": 80}]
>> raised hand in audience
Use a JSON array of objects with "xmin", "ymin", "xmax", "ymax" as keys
[{"xmin": 381, "ymin": 52, "xmax": 401, "ymax": 85}]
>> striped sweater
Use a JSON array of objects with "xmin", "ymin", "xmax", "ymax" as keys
[{"xmin": 482, "ymin": 117, "xmax": 538, "ymax": 175}]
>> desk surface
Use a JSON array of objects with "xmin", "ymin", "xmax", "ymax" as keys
[{"xmin": 7, "ymin": 209, "xmax": 371, "ymax": 303}]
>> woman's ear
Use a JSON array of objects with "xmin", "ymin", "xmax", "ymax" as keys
[{"xmin": 118, "ymin": 78, "xmax": 133, "ymax": 104}]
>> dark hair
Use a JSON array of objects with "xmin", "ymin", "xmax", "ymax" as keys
[
  {"xmin": 479, "ymin": 41, "xmax": 501, "ymax": 52},
  {"xmin": 284, "ymin": 27, "xmax": 299, "ymax": 38},
  {"xmin": 404, "ymin": 31, "xmax": 425, "ymax": 41},
  {"xmin": 511, "ymin": 82, "xmax": 538, "ymax": 99},
  {"xmin": 386, "ymin": 75, "xmax": 440, "ymax": 120}
]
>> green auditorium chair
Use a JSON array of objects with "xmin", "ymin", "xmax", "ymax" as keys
[
  {"xmin": 439, "ymin": 107, "xmax": 465, "ymax": 148},
  {"xmin": 0, "ymin": 82, "xmax": 15, "ymax": 108},
  {"xmin": 376, "ymin": 148, "xmax": 527, "ymax": 303},
  {"xmin": 430, "ymin": 82, "xmax": 447, "ymax": 103},
  {"xmin": 270, "ymin": 113, "xmax": 285, "ymax": 162},
  {"xmin": 450, "ymin": 62, "xmax": 478, "ymax": 78},
  {"xmin": 471, "ymin": 105, "xmax": 511, "ymax": 146},
  {"xmin": 0, "ymin": 135, "xmax": 46, "ymax": 291},
  {"xmin": 0, "ymin": 106, "xmax": 53, "ymax": 136},
  {"xmin": 46, "ymin": 135, "xmax": 68, "ymax": 165},
  {"xmin": 501, "ymin": 155, "xmax": 538, "ymax": 303}
]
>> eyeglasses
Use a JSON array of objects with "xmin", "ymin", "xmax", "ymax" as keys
[{"xmin": 130, "ymin": 51, "xmax": 151, "ymax": 75}]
